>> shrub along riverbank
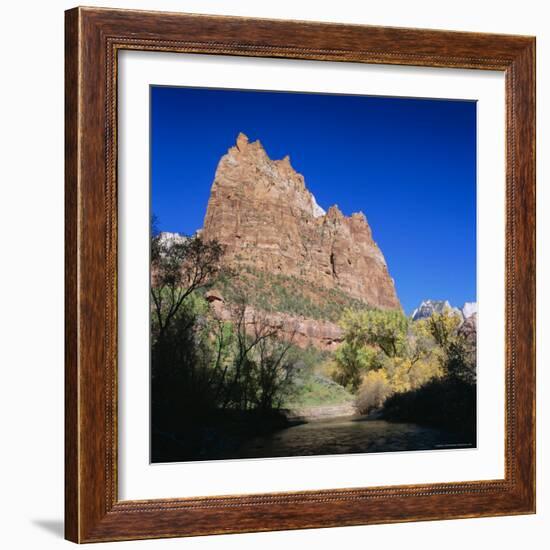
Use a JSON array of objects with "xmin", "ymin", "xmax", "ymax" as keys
[{"xmin": 381, "ymin": 377, "xmax": 476, "ymax": 440}]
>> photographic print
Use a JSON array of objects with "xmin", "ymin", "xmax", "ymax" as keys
[
  {"xmin": 150, "ymin": 87, "xmax": 477, "ymax": 463},
  {"xmin": 64, "ymin": 10, "xmax": 536, "ymax": 540}
]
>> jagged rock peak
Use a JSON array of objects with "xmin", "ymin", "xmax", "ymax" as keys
[
  {"xmin": 326, "ymin": 204, "xmax": 344, "ymax": 220},
  {"xmin": 217, "ymin": 132, "xmax": 324, "ymax": 219},
  {"xmin": 351, "ymin": 211, "xmax": 367, "ymax": 223},
  {"xmin": 236, "ymin": 131, "xmax": 249, "ymax": 151},
  {"xmin": 229, "ymin": 132, "xmax": 266, "ymax": 158},
  {"xmin": 202, "ymin": 135, "xmax": 401, "ymax": 310},
  {"xmin": 157, "ymin": 231, "xmax": 187, "ymax": 247}
]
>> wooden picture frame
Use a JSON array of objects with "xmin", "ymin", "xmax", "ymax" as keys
[{"xmin": 65, "ymin": 6, "xmax": 536, "ymax": 543}]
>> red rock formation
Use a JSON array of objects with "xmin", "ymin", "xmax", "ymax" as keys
[
  {"xmin": 202, "ymin": 133, "xmax": 401, "ymax": 310},
  {"xmin": 205, "ymin": 290, "xmax": 343, "ymax": 350}
]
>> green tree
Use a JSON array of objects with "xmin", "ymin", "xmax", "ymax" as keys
[
  {"xmin": 150, "ymin": 232, "xmax": 226, "ymax": 344},
  {"xmin": 334, "ymin": 341, "xmax": 380, "ymax": 391},
  {"xmin": 339, "ymin": 309, "xmax": 409, "ymax": 358},
  {"xmin": 426, "ymin": 309, "xmax": 461, "ymax": 349},
  {"xmin": 223, "ymin": 297, "xmax": 296, "ymax": 410},
  {"xmin": 427, "ymin": 310, "xmax": 476, "ymax": 383},
  {"xmin": 333, "ymin": 309, "xmax": 409, "ymax": 390}
]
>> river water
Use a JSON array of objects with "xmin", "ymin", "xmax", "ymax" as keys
[{"xmin": 237, "ymin": 417, "xmax": 473, "ymax": 459}]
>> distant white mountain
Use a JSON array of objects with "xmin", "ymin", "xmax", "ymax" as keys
[
  {"xmin": 411, "ymin": 299, "xmax": 475, "ymax": 321},
  {"xmin": 462, "ymin": 302, "xmax": 477, "ymax": 319},
  {"xmin": 157, "ymin": 231, "xmax": 187, "ymax": 247}
]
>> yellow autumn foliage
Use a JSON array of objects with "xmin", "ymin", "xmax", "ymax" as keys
[{"xmin": 356, "ymin": 369, "xmax": 392, "ymax": 414}]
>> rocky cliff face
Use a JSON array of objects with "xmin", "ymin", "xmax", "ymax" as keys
[
  {"xmin": 202, "ymin": 133, "xmax": 400, "ymax": 310},
  {"xmin": 206, "ymin": 290, "xmax": 343, "ymax": 351}
]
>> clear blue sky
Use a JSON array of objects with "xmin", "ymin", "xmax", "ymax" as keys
[{"xmin": 151, "ymin": 86, "xmax": 476, "ymax": 314}]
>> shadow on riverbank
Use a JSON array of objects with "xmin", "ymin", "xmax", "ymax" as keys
[
  {"xmin": 152, "ymin": 407, "xmax": 475, "ymax": 463},
  {"xmin": 237, "ymin": 416, "xmax": 474, "ymax": 459},
  {"xmin": 151, "ymin": 409, "xmax": 303, "ymax": 463}
]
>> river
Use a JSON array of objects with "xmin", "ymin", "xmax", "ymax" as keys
[{"xmin": 236, "ymin": 417, "xmax": 473, "ymax": 459}]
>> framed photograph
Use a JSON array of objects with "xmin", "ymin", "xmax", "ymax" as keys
[{"xmin": 65, "ymin": 7, "xmax": 536, "ymax": 543}]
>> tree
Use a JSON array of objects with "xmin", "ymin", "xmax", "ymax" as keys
[
  {"xmin": 150, "ymin": 293, "xmax": 217, "ymax": 426},
  {"xmin": 334, "ymin": 341, "xmax": 380, "ymax": 391},
  {"xmin": 339, "ymin": 309, "xmax": 409, "ymax": 358},
  {"xmin": 356, "ymin": 370, "xmax": 392, "ymax": 414},
  {"xmin": 150, "ymin": 232, "xmax": 226, "ymax": 344},
  {"xmin": 334, "ymin": 307, "xmax": 451, "ymax": 396},
  {"xmin": 334, "ymin": 309, "xmax": 409, "ymax": 390},
  {"xmin": 223, "ymin": 297, "xmax": 296, "ymax": 410},
  {"xmin": 444, "ymin": 340, "xmax": 476, "ymax": 384},
  {"xmin": 150, "ymin": 223, "xmax": 230, "ymax": 430},
  {"xmin": 427, "ymin": 310, "xmax": 476, "ymax": 383},
  {"xmin": 426, "ymin": 309, "xmax": 461, "ymax": 349},
  {"xmin": 254, "ymin": 335, "xmax": 295, "ymax": 411}
]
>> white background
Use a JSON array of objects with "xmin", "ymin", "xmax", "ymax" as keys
[
  {"xmin": 0, "ymin": 1, "xmax": 547, "ymax": 549},
  {"xmin": 119, "ymin": 52, "xmax": 505, "ymax": 499}
]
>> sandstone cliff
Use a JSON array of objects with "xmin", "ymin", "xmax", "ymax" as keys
[
  {"xmin": 206, "ymin": 289, "xmax": 344, "ymax": 351},
  {"xmin": 202, "ymin": 133, "xmax": 400, "ymax": 311}
]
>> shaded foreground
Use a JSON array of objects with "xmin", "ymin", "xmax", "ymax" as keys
[
  {"xmin": 149, "ymin": 232, "xmax": 477, "ymax": 463},
  {"xmin": 152, "ymin": 414, "xmax": 474, "ymax": 463}
]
